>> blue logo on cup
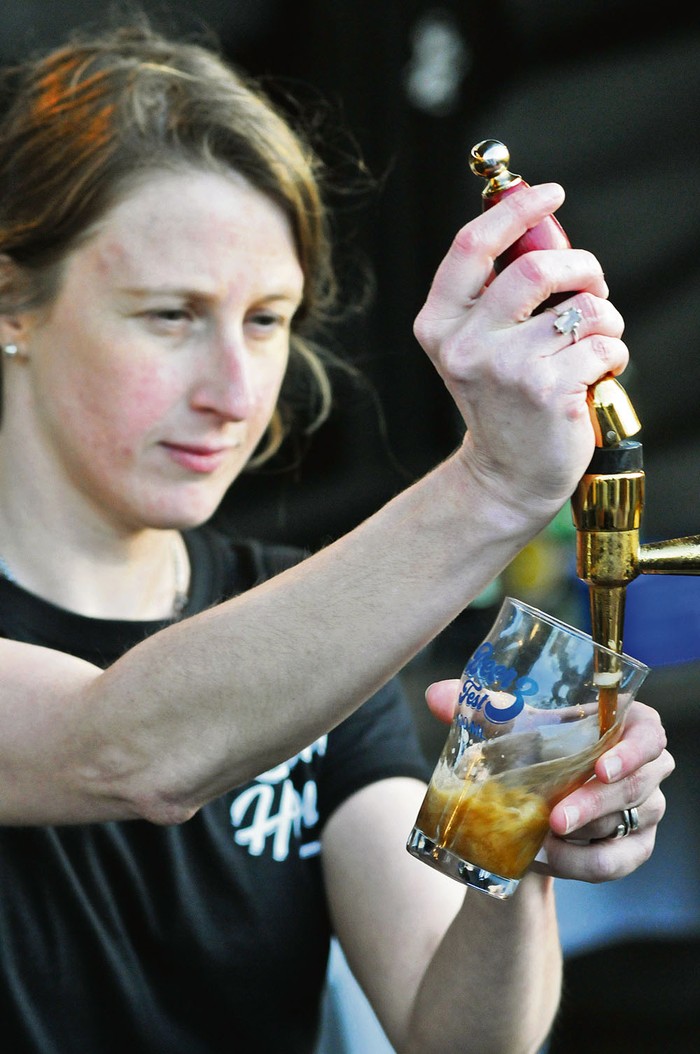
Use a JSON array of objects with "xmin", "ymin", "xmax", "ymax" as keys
[{"xmin": 459, "ymin": 642, "xmax": 538, "ymax": 723}]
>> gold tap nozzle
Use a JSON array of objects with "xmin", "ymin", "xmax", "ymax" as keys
[{"xmin": 571, "ymin": 443, "xmax": 645, "ymax": 662}]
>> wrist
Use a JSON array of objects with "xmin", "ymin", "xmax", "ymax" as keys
[{"xmin": 442, "ymin": 445, "xmax": 564, "ymax": 550}]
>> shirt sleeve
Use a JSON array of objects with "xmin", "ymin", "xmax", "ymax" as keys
[{"xmin": 316, "ymin": 677, "xmax": 432, "ymax": 828}]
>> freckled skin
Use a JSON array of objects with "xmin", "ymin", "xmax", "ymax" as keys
[{"xmin": 13, "ymin": 169, "xmax": 304, "ymax": 532}]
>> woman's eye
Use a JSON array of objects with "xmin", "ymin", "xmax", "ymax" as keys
[
  {"xmin": 141, "ymin": 308, "xmax": 197, "ymax": 335},
  {"xmin": 151, "ymin": 309, "xmax": 192, "ymax": 323},
  {"xmin": 248, "ymin": 311, "xmax": 283, "ymax": 329}
]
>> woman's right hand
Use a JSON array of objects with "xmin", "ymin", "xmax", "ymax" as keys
[{"xmin": 413, "ymin": 183, "xmax": 629, "ymax": 523}]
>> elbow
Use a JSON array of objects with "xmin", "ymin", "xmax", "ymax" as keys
[
  {"xmin": 123, "ymin": 761, "xmax": 216, "ymax": 826},
  {"xmin": 78, "ymin": 750, "xmax": 204, "ymax": 826},
  {"xmin": 129, "ymin": 790, "xmax": 201, "ymax": 826},
  {"xmin": 92, "ymin": 780, "xmax": 203, "ymax": 826}
]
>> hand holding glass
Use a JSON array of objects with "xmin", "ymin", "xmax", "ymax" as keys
[{"xmin": 407, "ymin": 598, "xmax": 649, "ymax": 899}]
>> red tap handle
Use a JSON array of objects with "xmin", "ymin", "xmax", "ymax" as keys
[
  {"xmin": 469, "ymin": 139, "xmax": 641, "ymax": 444},
  {"xmin": 470, "ymin": 139, "xmax": 571, "ymax": 307}
]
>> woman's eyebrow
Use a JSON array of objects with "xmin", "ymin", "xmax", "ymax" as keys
[{"xmin": 116, "ymin": 285, "xmax": 303, "ymax": 305}]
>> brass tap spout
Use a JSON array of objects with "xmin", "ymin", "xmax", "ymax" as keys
[
  {"xmin": 639, "ymin": 536, "xmax": 700, "ymax": 574},
  {"xmin": 571, "ymin": 442, "xmax": 645, "ymax": 663}
]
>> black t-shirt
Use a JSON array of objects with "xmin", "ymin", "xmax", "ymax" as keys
[{"xmin": 0, "ymin": 526, "xmax": 429, "ymax": 1053}]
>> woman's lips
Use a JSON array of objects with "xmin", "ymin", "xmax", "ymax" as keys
[{"xmin": 161, "ymin": 442, "xmax": 237, "ymax": 474}]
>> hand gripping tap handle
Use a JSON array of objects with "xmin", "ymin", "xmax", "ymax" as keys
[
  {"xmin": 470, "ymin": 140, "xmax": 700, "ymax": 720},
  {"xmin": 469, "ymin": 139, "xmax": 641, "ymax": 450},
  {"xmin": 470, "ymin": 140, "xmax": 644, "ymax": 725}
]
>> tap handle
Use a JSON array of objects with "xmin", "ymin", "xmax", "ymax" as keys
[
  {"xmin": 469, "ymin": 139, "xmax": 572, "ymax": 281},
  {"xmin": 470, "ymin": 140, "xmax": 641, "ymax": 446}
]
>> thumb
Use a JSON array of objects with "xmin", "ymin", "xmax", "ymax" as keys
[{"xmin": 425, "ymin": 679, "xmax": 461, "ymax": 725}]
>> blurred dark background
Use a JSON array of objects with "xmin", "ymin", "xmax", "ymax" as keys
[
  {"xmin": 4, "ymin": 2, "xmax": 699, "ymax": 550},
  {"xmin": 2, "ymin": 3, "xmax": 699, "ymax": 1051}
]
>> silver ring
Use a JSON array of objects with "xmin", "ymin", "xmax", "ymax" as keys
[
  {"xmin": 612, "ymin": 807, "xmax": 640, "ymax": 839},
  {"xmin": 547, "ymin": 305, "xmax": 583, "ymax": 344},
  {"xmin": 625, "ymin": 806, "xmax": 640, "ymax": 832}
]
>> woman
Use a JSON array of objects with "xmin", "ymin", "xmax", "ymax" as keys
[{"xmin": 0, "ymin": 20, "xmax": 672, "ymax": 1054}]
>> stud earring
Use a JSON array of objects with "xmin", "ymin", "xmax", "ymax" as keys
[{"xmin": 2, "ymin": 343, "xmax": 19, "ymax": 357}]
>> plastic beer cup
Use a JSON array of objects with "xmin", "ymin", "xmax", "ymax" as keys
[{"xmin": 407, "ymin": 597, "xmax": 649, "ymax": 899}]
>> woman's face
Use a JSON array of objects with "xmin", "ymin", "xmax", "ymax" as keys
[{"xmin": 12, "ymin": 168, "xmax": 304, "ymax": 531}]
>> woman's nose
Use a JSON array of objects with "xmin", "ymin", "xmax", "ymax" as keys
[{"xmin": 190, "ymin": 338, "xmax": 255, "ymax": 421}]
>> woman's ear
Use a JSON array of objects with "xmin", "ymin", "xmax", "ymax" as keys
[
  {"xmin": 0, "ymin": 254, "xmax": 36, "ymax": 351},
  {"xmin": 0, "ymin": 316, "xmax": 33, "ymax": 358}
]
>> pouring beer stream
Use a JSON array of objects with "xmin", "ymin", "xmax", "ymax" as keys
[{"xmin": 470, "ymin": 139, "xmax": 700, "ymax": 735}]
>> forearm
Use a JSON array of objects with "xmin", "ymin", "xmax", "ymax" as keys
[
  {"xmin": 403, "ymin": 874, "xmax": 562, "ymax": 1054},
  {"xmin": 7, "ymin": 454, "xmax": 549, "ymax": 825},
  {"xmin": 86, "ymin": 455, "xmax": 548, "ymax": 817}
]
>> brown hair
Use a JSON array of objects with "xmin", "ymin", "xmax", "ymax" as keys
[{"xmin": 0, "ymin": 20, "xmax": 339, "ymax": 459}]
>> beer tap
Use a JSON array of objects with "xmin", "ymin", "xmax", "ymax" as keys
[{"xmin": 470, "ymin": 140, "xmax": 700, "ymax": 724}]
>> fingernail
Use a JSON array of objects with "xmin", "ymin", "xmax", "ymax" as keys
[
  {"xmin": 563, "ymin": 805, "xmax": 580, "ymax": 834},
  {"xmin": 603, "ymin": 754, "xmax": 622, "ymax": 781}
]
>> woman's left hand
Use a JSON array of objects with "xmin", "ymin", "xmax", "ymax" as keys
[
  {"xmin": 539, "ymin": 700, "xmax": 674, "ymax": 881},
  {"xmin": 424, "ymin": 681, "xmax": 675, "ymax": 883}
]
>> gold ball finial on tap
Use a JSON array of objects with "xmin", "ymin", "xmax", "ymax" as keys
[
  {"xmin": 469, "ymin": 138, "xmax": 510, "ymax": 176},
  {"xmin": 469, "ymin": 139, "xmax": 522, "ymax": 196}
]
